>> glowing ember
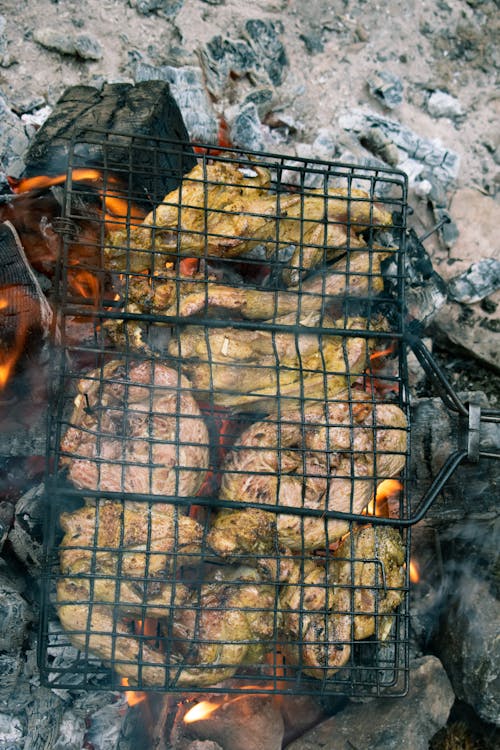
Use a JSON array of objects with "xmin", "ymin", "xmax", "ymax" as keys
[
  {"xmin": 370, "ymin": 343, "xmax": 396, "ymax": 361},
  {"xmin": 409, "ymin": 559, "xmax": 420, "ymax": 584},
  {"xmin": 184, "ymin": 700, "xmax": 221, "ymax": 723}
]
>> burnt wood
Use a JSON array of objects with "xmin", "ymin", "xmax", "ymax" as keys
[
  {"xmin": 20, "ymin": 81, "xmax": 197, "ymax": 201},
  {"xmin": 409, "ymin": 393, "xmax": 499, "ymax": 520}
]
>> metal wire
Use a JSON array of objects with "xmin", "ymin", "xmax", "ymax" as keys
[{"xmin": 39, "ymin": 130, "xmax": 411, "ymax": 696}]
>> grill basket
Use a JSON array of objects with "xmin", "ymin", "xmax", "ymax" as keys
[{"xmin": 39, "ymin": 130, "xmax": 412, "ymax": 697}]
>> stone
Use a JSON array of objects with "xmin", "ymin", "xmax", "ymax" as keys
[
  {"xmin": 367, "ymin": 70, "xmax": 404, "ymax": 109},
  {"xmin": 229, "ymin": 102, "xmax": 266, "ymax": 152},
  {"xmin": 133, "ymin": 63, "xmax": 219, "ymax": 143},
  {"xmin": 434, "ymin": 574, "xmax": 500, "ymax": 726},
  {"xmin": 431, "ymin": 298, "xmax": 500, "ymax": 372},
  {"xmin": 448, "ymin": 258, "xmax": 500, "ymax": 304},
  {"xmin": 440, "ymin": 188, "xmax": 500, "ymax": 282},
  {"xmin": 427, "ymin": 90, "xmax": 464, "ymax": 118},
  {"xmin": 339, "ymin": 108, "xmax": 460, "ymax": 193},
  {"xmin": 286, "ymin": 656, "xmax": 454, "ymax": 750},
  {"xmin": 0, "ymin": 94, "xmax": 29, "ymax": 177},
  {"xmin": 33, "ymin": 28, "xmax": 103, "ymax": 61},
  {"xmin": 129, "ymin": 0, "xmax": 183, "ymax": 15}
]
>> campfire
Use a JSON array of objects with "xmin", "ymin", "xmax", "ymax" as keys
[{"xmin": 1, "ymin": 76, "xmax": 498, "ymax": 750}]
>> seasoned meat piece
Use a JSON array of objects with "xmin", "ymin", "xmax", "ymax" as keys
[
  {"xmin": 105, "ymin": 162, "xmax": 294, "ymax": 269},
  {"xmin": 164, "ymin": 250, "xmax": 391, "ymax": 320},
  {"xmin": 60, "ymin": 360, "xmax": 209, "ymax": 497},
  {"xmin": 278, "ymin": 558, "xmax": 352, "ymax": 679},
  {"xmin": 59, "ymin": 500, "xmax": 203, "ymax": 617},
  {"xmin": 57, "ymin": 578, "xmax": 171, "ymax": 687},
  {"xmin": 279, "ymin": 526, "xmax": 405, "ymax": 679},
  {"xmin": 104, "ymin": 163, "xmax": 391, "ymax": 278},
  {"xmin": 167, "ymin": 565, "xmax": 277, "ymax": 687},
  {"xmin": 208, "ymin": 391, "xmax": 407, "ymax": 553},
  {"xmin": 169, "ymin": 313, "xmax": 373, "ymax": 412},
  {"xmin": 57, "ymin": 565, "xmax": 276, "ymax": 688},
  {"xmin": 331, "ymin": 525, "xmax": 405, "ymax": 640}
]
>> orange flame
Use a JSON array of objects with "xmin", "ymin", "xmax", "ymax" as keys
[
  {"xmin": 364, "ymin": 479, "xmax": 403, "ymax": 517},
  {"xmin": 184, "ymin": 700, "xmax": 221, "ymax": 724},
  {"xmin": 0, "ymin": 291, "xmax": 31, "ymax": 391},
  {"xmin": 10, "ymin": 168, "xmax": 145, "ymax": 233},
  {"xmin": 69, "ymin": 269, "xmax": 100, "ymax": 304},
  {"xmin": 120, "ymin": 677, "xmax": 147, "ymax": 707},
  {"xmin": 409, "ymin": 560, "xmax": 420, "ymax": 584}
]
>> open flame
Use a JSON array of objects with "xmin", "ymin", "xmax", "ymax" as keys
[
  {"xmin": 409, "ymin": 559, "xmax": 420, "ymax": 584},
  {"xmin": 0, "ymin": 290, "xmax": 32, "ymax": 391},
  {"xmin": 120, "ymin": 677, "xmax": 147, "ymax": 707},
  {"xmin": 184, "ymin": 700, "xmax": 221, "ymax": 724},
  {"xmin": 9, "ymin": 168, "xmax": 145, "ymax": 233},
  {"xmin": 364, "ymin": 479, "xmax": 403, "ymax": 517}
]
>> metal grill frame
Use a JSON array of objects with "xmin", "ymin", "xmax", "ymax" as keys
[{"xmin": 39, "ymin": 130, "xmax": 412, "ymax": 697}]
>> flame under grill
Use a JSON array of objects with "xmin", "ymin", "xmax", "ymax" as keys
[{"xmin": 39, "ymin": 130, "xmax": 411, "ymax": 697}]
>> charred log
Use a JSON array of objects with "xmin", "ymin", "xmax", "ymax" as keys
[{"xmin": 18, "ymin": 81, "xmax": 197, "ymax": 202}]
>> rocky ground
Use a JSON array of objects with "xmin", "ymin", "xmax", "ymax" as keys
[{"xmin": 1, "ymin": 0, "xmax": 499, "ymax": 390}]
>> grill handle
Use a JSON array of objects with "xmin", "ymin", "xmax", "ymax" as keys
[{"xmin": 402, "ymin": 333, "xmax": 500, "ymax": 526}]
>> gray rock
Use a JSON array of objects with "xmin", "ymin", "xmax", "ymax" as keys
[
  {"xmin": 133, "ymin": 62, "xmax": 219, "ymax": 143},
  {"xmin": 200, "ymin": 19, "xmax": 287, "ymax": 97},
  {"xmin": 229, "ymin": 102, "xmax": 266, "ymax": 152},
  {"xmin": 428, "ymin": 90, "xmax": 464, "ymax": 118},
  {"xmin": 286, "ymin": 656, "xmax": 454, "ymax": 750},
  {"xmin": 33, "ymin": 28, "xmax": 102, "ymax": 60},
  {"xmin": 129, "ymin": 0, "xmax": 183, "ymax": 15},
  {"xmin": 0, "ymin": 94, "xmax": 28, "ymax": 176},
  {"xmin": 435, "ymin": 574, "xmax": 500, "ymax": 726},
  {"xmin": 339, "ymin": 108, "xmax": 460, "ymax": 192},
  {"xmin": 448, "ymin": 258, "xmax": 500, "ymax": 304},
  {"xmin": 367, "ymin": 70, "xmax": 404, "ymax": 109}
]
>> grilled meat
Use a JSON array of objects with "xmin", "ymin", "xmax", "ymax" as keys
[
  {"xmin": 169, "ymin": 313, "xmax": 373, "ymax": 411},
  {"xmin": 208, "ymin": 391, "xmax": 407, "ymax": 553},
  {"xmin": 164, "ymin": 250, "xmax": 391, "ymax": 320},
  {"xmin": 331, "ymin": 524, "xmax": 405, "ymax": 640},
  {"xmin": 60, "ymin": 360, "xmax": 209, "ymax": 497},
  {"xmin": 105, "ymin": 162, "xmax": 296, "ymax": 269},
  {"xmin": 57, "ymin": 578, "xmax": 171, "ymax": 687},
  {"xmin": 59, "ymin": 500, "xmax": 203, "ymax": 617},
  {"xmin": 105, "ymin": 162, "xmax": 391, "ymax": 280},
  {"xmin": 57, "ymin": 565, "xmax": 276, "ymax": 688},
  {"xmin": 279, "ymin": 525, "xmax": 405, "ymax": 678},
  {"xmin": 167, "ymin": 565, "xmax": 276, "ymax": 687},
  {"xmin": 278, "ymin": 558, "xmax": 352, "ymax": 679}
]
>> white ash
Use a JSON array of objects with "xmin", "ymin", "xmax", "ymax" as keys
[
  {"xmin": 427, "ymin": 90, "xmax": 464, "ymax": 119},
  {"xmin": 447, "ymin": 258, "xmax": 500, "ymax": 305}
]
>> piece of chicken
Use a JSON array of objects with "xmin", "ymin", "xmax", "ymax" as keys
[
  {"xmin": 163, "ymin": 250, "xmax": 392, "ymax": 320},
  {"xmin": 104, "ymin": 161, "xmax": 392, "ymax": 281},
  {"xmin": 59, "ymin": 500, "xmax": 204, "ymax": 617},
  {"xmin": 278, "ymin": 525, "xmax": 405, "ymax": 679},
  {"xmin": 166, "ymin": 565, "xmax": 277, "ymax": 687},
  {"xmin": 105, "ymin": 162, "xmax": 296, "ymax": 269},
  {"xmin": 57, "ymin": 565, "xmax": 276, "ymax": 689},
  {"xmin": 208, "ymin": 391, "xmax": 407, "ymax": 553},
  {"xmin": 278, "ymin": 558, "xmax": 352, "ymax": 679},
  {"xmin": 60, "ymin": 360, "xmax": 210, "ymax": 497},
  {"xmin": 331, "ymin": 524, "xmax": 406, "ymax": 641},
  {"xmin": 169, "ymin": 313, "xmax": 374, "ymax": 412}
]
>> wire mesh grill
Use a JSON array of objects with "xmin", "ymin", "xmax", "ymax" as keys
[{"xmin": 39, "ymin": 130, "xmax": 411, "ymax": 697}]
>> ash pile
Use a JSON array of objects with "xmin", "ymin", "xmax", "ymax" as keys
[{"xmin": 0, "ymin": 2, "xmax": 499, "ymax": 749}]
